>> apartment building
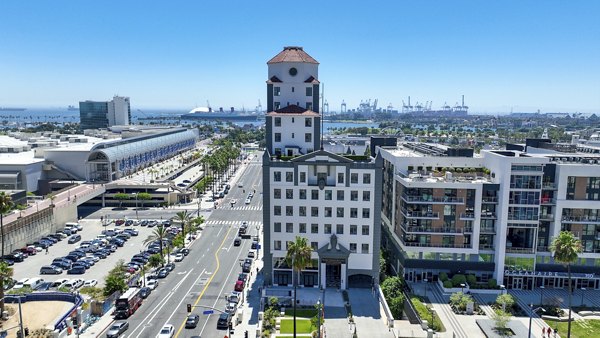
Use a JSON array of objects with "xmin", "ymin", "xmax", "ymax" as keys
[
  {"xmin": 262, "ymin": 47, "xmax": 382, "ymax": 289},
  {"xmin": 379, "ymin": 139, "xmax": 600, "ymax": 290}
]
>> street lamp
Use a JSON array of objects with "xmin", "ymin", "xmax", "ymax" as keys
[
  {"xmin": 539, "ymin": 285, "xmax": 545, "ymax": 306},
  {"xmin": 317, "ymin": 299, "xmax": 322, "ymax": 338},
  {"xmin": 429, "ymin": 307, "xmax": 436, "ymax": 331},
  {"xmin": 132, "ymin": 193, "xmax": 139, "ymax": 220},
  {"xmin": 500, "ymin": 284, "xmax": 506, "ymax": 294},
  {"xmin": 460, "ymin": 283, "xmax": 466, "ymax": 294},
  {"xmin": 527, "ymin": 305, "xmax": 545, "ymax": 338},
  {"xmin": 581, "ymin": 287, "xmax": 586, "ymax": 306}
]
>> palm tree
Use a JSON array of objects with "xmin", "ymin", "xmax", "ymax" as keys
[
  {"xmin": 0, "ymin": 261, "xmax": 14, "ymax": 314},
  {"xmin": 0, "ymin": 192, "xmax": 14, "ymax": 258},
  {"xmin": 550, "ymin": 231, "xmax": 583, "ymax": 338},
  {"xmin": 174, "ymin": 211, "xmax": 192, "ymax": 246},
  {"xmin": 144, "ymin": 226, "xmax": 168, "ymax": 267},
  {"xmin": 285, "ymin": 236, "xmax": 313, "ymax": 338}
]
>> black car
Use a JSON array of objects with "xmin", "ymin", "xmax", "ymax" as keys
[
  {"xmin": 69, "ymin": 250, "xmax": 86, "ymax": 258},
  {"xmin": 157, "ymin": 268, "xmax": 169, "ymax": 278},
  {"xmin": 185, "ymin": 314, "xmax": 200, "ymax": 328},
  {"xmin": 52, "ymin": 260, "xmax": 72, "ymax": 270},
  {"xmin": 147, "ymin": 246, "xmax": 160, "ymax": 254},
  {"xmin": 242, "ymin": 258, "xmax": 252, "ymax": 273},
  {"xmin": 35, "ymin": 281, "xmax": 53, "ymax": 290},
  {"xmin": 3, "ymin": 254, "xmax": 23, "ymax": 263},
  {"xmin": 139, "ymin": 286, "xmax": 151, "ymax": 299},
  {"xmin": 67, "ymin": 266, "xmax": 86, "ymax": 274},
  {"xmin": 216, "ymin": 313, "xmax": 231, "ymax": 329},
  {"xmin": 111, "ymin": 239, "xmax": 125, "ymax": 247},
  {"xmin": 165, "ymin": 262, "xmax": 175, "ymax": 272},
  {"xmin": 64, "ymin": 255, "xmax": 79, "ymax": 263},
  {"xmin": 234, "ymin": 238, "xmax": 241, "ymax": 246},
  {"xmin": 181, "ymin": 248, "xmax": 190, "ymax": 256},
  {"xmin": 238, "ymin": 273, "xmax": 248, "ymax": 283},
  {"xmin": 48, "ymin": 234, "xmax": 63, "ymax": 241}
]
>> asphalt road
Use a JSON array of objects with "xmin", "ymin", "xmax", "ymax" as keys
[{"xmin": 101, "ymin": 153, "xmax": 263, "ymax": 338}]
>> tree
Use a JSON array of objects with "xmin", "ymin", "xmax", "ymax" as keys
[
  {"xmin": 388, "ymin": 294, "xmax": 405, "ymax": 319},
  {"xmin": 0, "ymin": 261, "xmax": 14, "ymax": 314},
  {"xmin": 285, "ymin": 236, "xmax": 313, "ymax": 338},
  {"xmin": 0, "ymin": 192, "xmax": 13, "ymax": 258},
  {"xmin": 103, "ymin": 260, "xmax": 128, "ymax": 297},
  {"xmin": 148, "ymin": 254, "xmax": 164, "ymax": 269},
  {"xmin": 144, "ymin": 226, "xmax": 168, "ymax": 266},
  {"xmin": 175, "ymin": 211, "xmax": 192, "ymax": 245},
  {"xmin": 496, "ymin": 294, "xmax": 515, "ymax": 312},
  {"xmin": 113, "ymin": 193, "xmax": 130, "ymax": 209},
  {"xmin": 136, "ymin": 192, "xmax": 152, "ymax": 209},
  {"xmin": 550, "ymin": 231, "xmax": 583, "ymax": 338},
  {"xmin": 381, "ymin": 276, "xmax": 404, "ymax": 299},
  {"xmin": 492, "ymin": 309, "xmax": 511, "ymax": 337}
]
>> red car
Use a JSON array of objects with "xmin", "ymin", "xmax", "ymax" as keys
[
  {"xmin": 234, "ymin": 280, "xmax": 245, "ymax": 292},
  {"xmin": 21, "ymin": 247, "xmax": 37, "ymax": 255}
]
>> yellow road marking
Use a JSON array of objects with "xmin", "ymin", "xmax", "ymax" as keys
[{"xmin": 174, "ymin": 226, "xmax": 232, "ymax": 337}]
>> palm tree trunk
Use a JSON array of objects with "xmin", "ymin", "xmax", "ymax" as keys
[
  {"xmin": 1, "ymin": 214, "xmax": 4, "ymax": 258},
  {"xmin": 567, "ymin": 263, "xmax": 572, "ymax": 338},
  {"xmin": 293, "ymin": 267, "xmax": 297, "ymax": 338}
]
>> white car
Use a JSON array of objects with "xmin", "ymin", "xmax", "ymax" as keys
[
  {"xmin": 85, "ymin": 255, "xmax": 100, "ymax": 262},
  {"xmin": 52, "ymin": 278, "xmax": 69, "ymax": 288},
  {"xmin": 245, "ymin": 198, "xmax": 251, "ymax": 204},
  {"xmin": 13, "ymin": 278, "xmax": 29, "ymax": 290},
  {"xmin": 64, "ymin": 278, "xmax": 84, "ymax": 290},
  {"xmin": 225, "ymin": 302, "xmax": 237, "ymax": 314},
  {"xmin": 147, "ymin": 279, "xmax": 158, "ymax": 290},
  {"xmin": 83, "ymin": 279, "xmax": 98, "ymax": 287},
  {"xmin": 157, "ymin": 324, "xmax": 174, "ymax": 338},
  {"xmin": 28, "ymin": 245, "xmax": 43, "ymax": 253},
  {"xmin": 174, "ymin": 253, "xmax": 184, "ymax": 262}
]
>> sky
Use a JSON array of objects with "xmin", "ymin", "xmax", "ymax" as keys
[{"xmin": 1, "ymin": 1, "xmax": 599, "ymax": 114}]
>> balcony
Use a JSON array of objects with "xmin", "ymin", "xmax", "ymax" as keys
[
  {"xmin": 401, "ymin": 194, "xmax": 464, "ymax": 204},
  {"xmin": 400, "ymin": 209, "xmax": 440, "ymax": 219},
  {"xmin": 459, "ymin": 212, "xmax": 475, "ymax": 220},
  {"xmin": 482, "ymin": 197, "xmax": 498, "ymax": 203},
  {"xmin": 463, "ymin": 226, "xmax": 473, "ymax": 233},
  {"xmin": 507, "ymin": 214, "xmax": 538, "ymax": 221},
  {"xmin": 480, "ymin": 226, "xmax": 496, "ymax": 233},
  {"xmin": 402, "ymin": 224, "xmax": 464, "ymax": 234},
  {"xmin": 479, "ymin": 244, "xmax": 494, "ymax": 250},
  {"xmin": 537, "ymin": 246, "xmax": 550, "ymax": 252},
  {"xmin": 505, "ymin": 247, "xmax": 535, "ymax": 254},
  {"xmin": 402, "ymin": 241, "xmax": 472, "ymax": 249},
  {"xmin": 562, "ymin": 215, "xmax": 600, "ymax": 224},
  {"xmin": 539, "ymin": 214, "xmax": 554, "ymax": 221},
  {"xmin": 481, "ymin": 211, "xmax": 497, "ymax": 219},
  {"xmin": 540, "ymin": 197, "xmax": 556, "ymax": 205},
  {"xmin": 542, "ymin": 182, "xmax": 557, "ymax": 190}
]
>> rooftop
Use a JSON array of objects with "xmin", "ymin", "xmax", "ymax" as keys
[
  {"xmin": 267, "ymin": 46, "xmax": 319, "ymax": 64},
  {"xmin": 267, "ymin": 104, "xmax": 320, "ymax": 116}
]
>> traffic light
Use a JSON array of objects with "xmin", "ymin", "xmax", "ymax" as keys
[{"xmin": 187, "ymin": 304, "xmax": 192, "ymax": 313}]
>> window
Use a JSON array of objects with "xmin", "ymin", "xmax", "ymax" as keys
[
  {"xmin": 305, "ymin": 133, "xmax": 312, "ymax": 142},
  {"xmin": 292, "ymin": 133, "xmax": 295, "ymax": 138},
  {"xmin": 306, "ymin": 87, "xmax": 313, "ymax": 96},
  {"xmin": 299, "ymin": 189, "xmax": 306, "ymax": 199},
  {"xmin": 310, "ymin": 242, "xmax": 318, "ymax": 250},
  {"xmin": 274, "ymin": 171, "xmax": 281, "ymax": 182},
  {"xmin": 311, "ymin": 223, "xmax": 319, "ymax": 234},
  {"xmin": 274, "ymin": 222, "xmax": 281, "ymax": 232},
  {"xmin": 274, "ymin": 117, "xmax": 281, "ymax": 126},
  {"xmin": 299, "ymin": 206, "xmax": 306, "ymax": 217},
  {"xmin": 336, "ymin": 224, "xmax": 344, "ymax": 234},
  {"xmin": 274, "ymin": 87, "xmax": 281, "ymax": 96},
  {"xmin": 274, "ymin": 133, "xmax": 281, "ymax": 142},
  {"xmin": 286, "ymin": 223, "xmax": 293, "ymax": 233},
  {"xmin": 350, "ymin": 224, "xmax": 358, "ymax": 235},
  {"xmin": 274, "ymin": 206, "xmax": 281, "ymax": 216},
  {"xmin": 292, "ymin": 87, "xmax": 295, "ymax": 92},
  {"xmin": 286, "ymin": 189, "xmax": 293, "ymax": 199},
  {"xmin": 350, "ymin": 208, "xmax": 358, "ymax": 218},
  {"xmin": 286, "ymin": 206, "xmax": 293, "ymax": 216},
  {"xmin": 363, "ymin": 191, "xmax": 371, "ymax": 201},
  {"xmin": 325, "ymin": 190, "xmax": 332, "ymax": 200},
  {"xmin": 299, "ymin": 223, "xmax": 307, "ymax": 233},
  {"xmin": 350, "ymin": 173, "xmax": 358, "ymax": 184},
  {"xmin": 274, "ymin": 189, "xmax": 281, "ymax": 199},
  {"xmin": 311, "ymin": 207, "xmax": 319, "ymax": 217},
  {"xmin": 361, "ymin": 243, "xmax": 369, "ymax": 254},
  {"xmin": 363, "ymin": 173, "xmax": 371, "ymax": 184},
  {"xmin": 324, "ymin": 224, "xmax": 332, "ymax": 234},
  {"xmin": 350, "ymin": 243, "xmax": 357, "ymax": 253},
  {"xmin": 337, "ymin": 190, "xmax": 344, "ymax": 201},
  {"xmin": 305, "ymin": 118, "xmax": 312, "ymax": 127},
  {"xmin": 338, "ymin": 173, "xmax": 344, "ymax": 184},
  {"xmin": 325, "ymin": 207, "xmax": 332, "ymax": 217},
  {"xmin": 444, "ymin": 205, "xmax": 455, "ymax": 216},
  {"xmin": 274, "ymin": 102, "xmax": 281, "ymax": 110},
  {"xmin": 351, "ymin": 191, "xmax": 358, "ymax": 201},
  {"xmin": 286, "ymin": 172, "xmax": 293, "ymax": 182},
  {"xmin": 300, "ymin": 172, "xmax": 306, "ymax": 183},
  {"xmin": 306, "ymin": 102, "xmax": 312, "ymax": 110},
  {"xmin": 362, "ymin": 208, "xmax": 370, "ymax": 218},
  {"xmin": 337, "ymin": 207, "xmax": 344, "ymax": 217},
  {"xmin": 311, "ymin": 189, "xmax": 319, "ymax": 200},
  {"xmin": 274, "ymin": 240, "xmax": 282, "ymax": 250},
  {"xmin": 362, "ymin": 225, "xmax": 370, "ymax": 236}
]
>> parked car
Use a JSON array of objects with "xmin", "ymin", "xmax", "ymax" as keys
[
  {"xmin": 68, "ymin": 234, "xmax": 82, "ymax": 244},
  {"xmin": 185, "ymin": 314, "xmax": 200, "ymax": 328},
  {"xmin": 216, "ymin": 313, "xmax": 231, "ymax": 329},
  {"xmin": 157, "ymin": 324, "xmax": 174, "ymax": 338},
  {"xmin": 64, "ymin": 278, "xmax": 84, "ymax": 289},
  {"xmin": 106, "ymin": 321, "xmax": 129, "ymax": 338},
  {"xmin": 248, "ymin": 251, "xmax": 255, "ymax": 258},
  {"xmin": 67, "ymin": 266, "xmax": 86, "ymax": 275},
  {"xmin": 165, "ymin": 262, "xmax": 175, "ymax": 272},
  {"xmin": 83, "ymin": 279, "xmax": 98, "ymax": 287},
  {"xmin": 146, "ymin": 279, "xmax": 158, "ymax": 290},
  {"xmin": 242, "ymin": 258, "xmax": 252, "ymax": 273},
  {"xmin": 238, "ymin": 273, "xmax": 248, "ymax": 283},
  {"xmin": 51, "ymin": 279, "xmax": 69, "ymax": 288},
  {"xmin": 225, "ymin": 302, "xmax": 237, "ymax": 314},
  {"xmin": 174, "ymin": 253, "xmax": 184, "ymax": 262},
  {"xmin": 234, "ymin": 238, "xmax": 241, "ymax": 246},
  {"xmin": 140, "ymin": 286, "xmax": 151, "ymax": 299},
  {"xmin": 251, "ymin": 240, "xmax": 259, "ymax": 250},
  {"xmin": 115, "ymin": 219, "xmax": 125, "ymax": 226},
  {"xmin": 234, "ymin": 280, "xmax": 244, "ymax": 292},
  {"xmin": 13, "ymin": 278, "xmax": 29, "ymax": 290},
  {"xmin": 157, "ymin": 269, "xmax": 169, "ymax": 278},
  {"xmin": 35, "ymin": 281, "xmax": 53, "ymax": 291},
  {"xmin": 181, "ymin": 248, "xmax": 190, "ymax": 256},
  {"xmin": 40, "ymin": 265, "xmax": 62, "ymax": 275}
]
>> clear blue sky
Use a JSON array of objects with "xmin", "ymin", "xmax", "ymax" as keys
[{"xmin": 1, "ymin": 1, "xmax": 599, "ymax": 114}]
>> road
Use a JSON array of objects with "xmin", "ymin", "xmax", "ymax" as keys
[{"xmin": 103, "ymin": 153, "xmax": 263, "ymax": 338}]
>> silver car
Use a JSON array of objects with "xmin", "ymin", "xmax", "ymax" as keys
[{"xmin": 106, "ymin": 321, "xmax": 129, "ymax": 338}]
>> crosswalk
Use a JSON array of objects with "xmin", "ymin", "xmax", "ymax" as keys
[
  {"xmin": 220, "ymin": 205, "xmax": 262, "ymax": 211},
  {"xmin": 203, "ymin": 220, "xmax": 263, "ymax": 227}
]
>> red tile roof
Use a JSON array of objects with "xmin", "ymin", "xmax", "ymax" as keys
[
  {"xmin": 304, "ymin": 76, "xmax": 320, "ymax": 84},
  {"xmin": 267, "ymin": 46, "xmax": 319, "ymax": 64},
  {"xmin": 267, "ymin": 104, "xmax": 320, "ymax": 116}
]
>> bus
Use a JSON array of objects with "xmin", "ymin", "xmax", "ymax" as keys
[{"xmin": 114, "ymin": 288, "xmax": 142, "ymax": 319}]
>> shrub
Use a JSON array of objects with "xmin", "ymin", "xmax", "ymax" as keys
[
  {"xmin": 443, "ymin": 280, "xmax": 453, "ymax": 289},
  {"xmin": 488, "ymin": 278, "xmax": 498, "ymax": 288},
  {"xmin": 438, "ymin": 272, "xmax": 448, "ymax": 281},
  {"xmin": 466, "ymin": 274, "xmax": 477, "ymax": 286},
  {"xmin": 495, "ymin": 294, "xmax": 515, "ymax": 310},
  {"xmin": 381, "ymin": 276, "xmax": 404, "ymax": 299},
  {"xmin": 451, "ymin": 274, "xmax": 467, "ymax": 287}
]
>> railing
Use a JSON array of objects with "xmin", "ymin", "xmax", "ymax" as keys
[
  {"xmin": 479, "ymin": 244, "xmax": 494, "ymax": 250},
  {"xmin": 540, "ymin": 197, "xmax": 556, "ymax": 204},
  {"xmin": 402, "ymin": 241, "xmax": 472, "ymax": 249},
  {"xmin": 460, "ymin": 213, "xmax": 475, "ymax": 220},
  {"xmin": 463, "ymin": 227, "xmax": 473, "ymax": 233},
  {"xmin": 481, "ymin": 212, "xmax": 498, "ymax": 219},
  {"xmin": 401, "ymin": 194, "xmax": 464, "ymax": 204},
  {"xmin": 505, "ymin": 247, "xmax": 535, "ymax": 254},
  {"xmin": 507, "ymin": 214, "xmax": 538, "ymax": 221},
  {"xmin": 537, "ymin": 246, "xmax": 550, "ymax": 252},
  {"xmin": 539, "ymin": 214, "xmax": 554, "ymax": 221},
  {"xmin": 562, "ymin": 215, "xmax": 600, "ymax": 223},
  {"xmin": 480, "ymin": 226, "xmax": 496, "ymax": 233},
  {"xmin": 404, "ymin": 226, "xmax": 463, "ymax": 234},
  {"xmin": 400, "ymin": 209, "xmax": 440, "ymax": 219},
  {"xmin": 482, "ymin": 197, "xmax": 498, "ymax": 203},
  {"xmin": 542, "ymin": 182, "xmax": 557, "ymax": 189}
]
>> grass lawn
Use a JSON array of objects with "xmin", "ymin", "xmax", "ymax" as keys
[
  {"xmin": 543, "ymin": 319, "xmax": 600, "ymax": 338},
  {"xmin": 279, "ymin": 318, "xmax": 314, "ymax": 334},
  {"xmin": 284, "ymin": 308, "xmax": 318, "ymax": 318},
  {"xmin": 410, "ymin": 295, "xmax": 446, "ymax": 332}
]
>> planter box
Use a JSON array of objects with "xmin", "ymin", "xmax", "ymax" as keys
[{"xmin": 437, "ymin": 280, "xmax": 502, "ymax": 295}]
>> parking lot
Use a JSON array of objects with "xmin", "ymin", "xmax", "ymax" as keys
[{"xmin": 11, "ymin": 217, "xmax": 167, "ymax": 288}]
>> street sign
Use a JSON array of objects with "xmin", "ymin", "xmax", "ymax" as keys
[{"xmin": 203, "ymin": 310, "xmax": 214, "ymax": 315}]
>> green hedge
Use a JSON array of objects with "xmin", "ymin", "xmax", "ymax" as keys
[{"xmin": 410, "ymin": 296, "xmax": 445, "ymax": 332}]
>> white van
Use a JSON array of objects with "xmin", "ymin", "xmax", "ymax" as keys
[
  {"xmin": 65, "ymin": 222, "xmax": 82, "ymax": 231},
  {"xmin": 25, "ymin": 277, "xmax": 44, "ymax": 290}
]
